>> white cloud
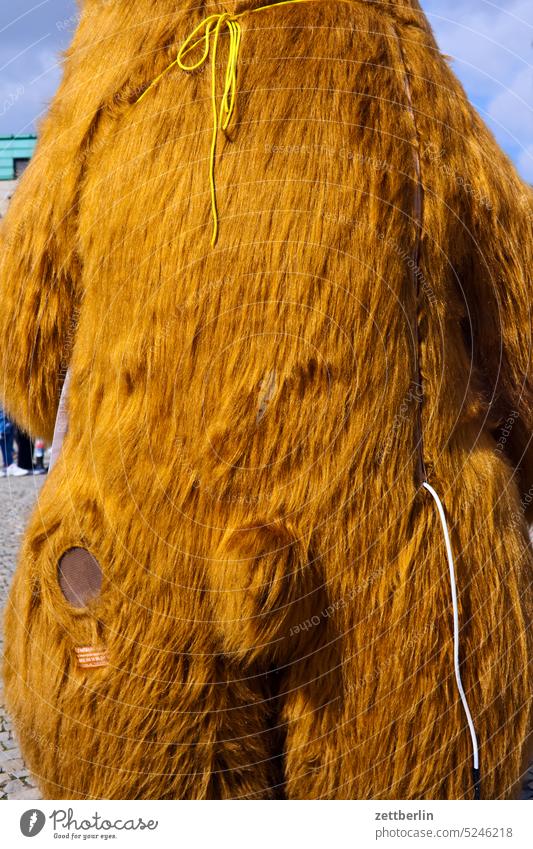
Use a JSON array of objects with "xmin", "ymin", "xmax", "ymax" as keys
[
  {"xmin": 421, "ymin": 0, "xmax": 533, "ymax": 180},
  {"xmin": 0, "ymin": 47, "xmax": 61, "ymax": 134}
]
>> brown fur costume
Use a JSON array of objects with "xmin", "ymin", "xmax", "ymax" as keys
[{"xmin": 1, "ymin": 0, "xmax": 532, "ymax": 799}]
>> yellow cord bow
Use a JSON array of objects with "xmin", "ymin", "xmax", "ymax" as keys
[{"xmin": 136, "ymin": 1, "xmax": 312, "ymax": 246}]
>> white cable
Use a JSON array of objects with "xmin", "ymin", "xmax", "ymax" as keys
[
  {"xmin": 49, "ymin": 368, "xmax": 71, "ymax": 472},
  {"xmin": 422, "ymin": 481, "xmax": 480, "ymax": 772}
]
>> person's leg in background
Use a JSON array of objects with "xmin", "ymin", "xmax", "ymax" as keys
[
  {"xmin": 1, "ymin": 424, "xmax": 14, "ymax": 473},
  {"xmin": 14, "ymin": 427, "xmax": 34, "ymax": 472},
  {"xmin": 0, "ymin": 415, "xmax": 28, "ymax": 476}
]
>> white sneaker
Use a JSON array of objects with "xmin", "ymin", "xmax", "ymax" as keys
[
  {"xmin": 6, "ymin": 463, "xmax": 29, "ymax": 477},
  {"xmin": 0, "ymin": 468, "xmax": 5, "ymax": 477}
]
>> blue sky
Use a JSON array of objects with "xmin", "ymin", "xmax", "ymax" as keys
[
  {"xmin": 423, "ymin": 0, "xmax": 532, "ymax": 180},
  {"xmin": 0, "ymin": 1, "xmax": 531, "ymax": 179}
]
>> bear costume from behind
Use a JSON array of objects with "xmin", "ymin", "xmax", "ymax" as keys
[{"xmin": 1, "ymin": 0, "xmax": 532, "ymax": 799}]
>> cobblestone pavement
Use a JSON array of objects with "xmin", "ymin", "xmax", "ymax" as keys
[{"xmin": 0, "ymin": 475, "xmax": 44, "ymax": 801}]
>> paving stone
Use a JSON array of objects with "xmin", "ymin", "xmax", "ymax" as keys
[
  {"xmin": 3, "ymin": 759, "xmax": 25, "ymax": 773},
  {"xmin": 5, "ymin": 777, "xmax": 26, "ymax": 796},
  {"xmin": 0, "ymin": 476, "xmax": 44, "ymax": 800},
  {"xmin": 11, "ymin": 785, "xmax": 42, "ymax": 800}
]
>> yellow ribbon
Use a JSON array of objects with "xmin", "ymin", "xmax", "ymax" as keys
[{"xmin": 137, "ymin": 1, "xmax": 314, "ymax": 246}]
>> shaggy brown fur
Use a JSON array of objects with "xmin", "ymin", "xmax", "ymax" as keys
[{"xmin": 1, "ymin": 0, "xmax": 532, "ymax": 799}]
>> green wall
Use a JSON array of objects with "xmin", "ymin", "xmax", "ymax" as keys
[{"xmin": 0, "ymin": 135, "xmax": 37, "ymax": 180}]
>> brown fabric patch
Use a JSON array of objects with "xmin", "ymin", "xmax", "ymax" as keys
[{"xmin": 58, "ymin": 547, "xmax": 102, "ymax": 608}]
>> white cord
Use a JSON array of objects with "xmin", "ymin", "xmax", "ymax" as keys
[
  {"xmin": 422, "ymin": 481, "xmax": 480, "ymax": 772},
  {"xmin": 49, "ymin": 368, "xmax": 71, "ymax": 472}
]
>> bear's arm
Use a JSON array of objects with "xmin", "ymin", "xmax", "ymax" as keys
[
  {"xmin": 0, "ymin": 1, "xmax": 111, "ymax": 441},
  {"xmin": 399, "ymin": 16, "xmax": 533, "ymax": 518},
  {"xmin": 466, "ymin": 128, "xmax": 533, "ymax": 515},
  {"xmin": 406, "ymin": 17, "xmax": 533, "ymax": 516},
  {"xmin": 458, "ymin": 121, "xmax": 533, "ymax": 519}
]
